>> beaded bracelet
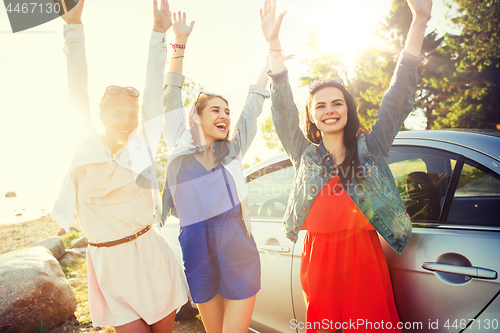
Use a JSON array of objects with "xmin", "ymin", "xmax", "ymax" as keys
[
  {"xmin": 170, "ymin": 43, "xmax": 186, "ymax": 51},
  {"xmin": 269, "ymin": 48, "xmax": 284, "ymax": 58}
]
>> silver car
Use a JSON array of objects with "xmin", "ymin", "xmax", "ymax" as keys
[{"xmin": 162, "ymin": 130, "xmax": 500, "ymax": 333}]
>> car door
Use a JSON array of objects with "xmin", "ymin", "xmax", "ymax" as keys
[
  {"xmin": 246, "ymin": 159, "xmax": 307, "ymax": 333},
  {"xmin": 382, "ymin": 144, "xmax": 500, "ymax": 333}
]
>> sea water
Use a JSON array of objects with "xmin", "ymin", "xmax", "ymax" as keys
[{"xmin": 0, "ymin": 191, "xmax": 52, "ymax": 226}]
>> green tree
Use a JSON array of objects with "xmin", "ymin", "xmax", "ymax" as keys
[
  {"xmin": 351, "ymin": 47, "xmax": 397, "ymax": 130},
  {"xmin": 351, "ymin": 0, "xmax": 413, "ymax": 130},
  {"xmin": 413, "ymin": 31, "xmax": 445, "ymax": 129},
  {"xmin": 376, "ymin": 0, "xmax": 412, "ymax": 49},
  {"xmin": 376, "ymin": 0, "xmax": 500, "ymax": 129},
  {"xmin": 352, "ymin": 0, "xmax": 456, "ymax": 130},
  {"xmin": 425, "ymin": 0, "xmax": 500, "ymax": 129},
  {"xmin": 260, "ymin": 115, "xmax": 284, "ymax": 152}
]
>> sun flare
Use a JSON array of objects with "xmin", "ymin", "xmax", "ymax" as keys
[{"xmin": 306, "ymin": 1, "xmax": 385, "ymax": 75}]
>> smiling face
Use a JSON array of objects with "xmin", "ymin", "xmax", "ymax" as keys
[
  {"xmin": 99, "ymin": 93, "xmax": 140, "ymax": 146},
  {"xmin": 308, "ymin": 86, "xmax": 348, "ymax": 137},
  {"xmin": 197, "ymin": 97, "xmax": 231, "ymax": 144}
]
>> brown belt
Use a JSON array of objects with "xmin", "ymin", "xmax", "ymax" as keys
[{"xmin": 88, "ymin": 224, "xmax": 153, "ymax": 248}]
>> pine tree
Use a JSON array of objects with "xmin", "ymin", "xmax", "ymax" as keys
[{"xmin": 427, "ymin": 0, "xmax": 500, "ymax": 129}]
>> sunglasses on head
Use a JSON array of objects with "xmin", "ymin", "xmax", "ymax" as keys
[
  {"xmin": 195, "ymin": 91, "xmax": 218, "ymax": 104},
  {"xmin": 105, "ymin": 85, "xmax": 140, "ymax": 98},
  {"xmin": 309, "ymin": 78, "xmax": 344, "ymax": 92}
]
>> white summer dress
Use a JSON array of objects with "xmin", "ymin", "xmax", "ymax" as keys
[
  {"xmin": 51, "ymin": 24, "xmax": 187, "ymax": 327},
  {"xmin": 76, "ymin": 140, "xmax": 187, "ymax": 327}
]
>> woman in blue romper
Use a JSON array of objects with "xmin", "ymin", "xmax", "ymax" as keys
[{"xmin": 159, "ymin": 13, "xmax": 271, "ymax": 333}]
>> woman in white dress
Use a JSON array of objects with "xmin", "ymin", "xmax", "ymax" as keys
[{"xmin": 51, "ymin": 1, "xmax": 187, "ymax": 332}]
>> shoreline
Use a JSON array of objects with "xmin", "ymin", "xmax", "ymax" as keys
[
  {"xmin": 0, "ymin": 213, "xmax": 69, "ymax": 255},
  {"xmin": 0, "ymin": 210, "xmax": 50, "ymax": 225}
]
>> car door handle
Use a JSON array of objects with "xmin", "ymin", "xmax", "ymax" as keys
[
  {"xmin": 258, "ymin": 245, "xmax": 291, "ymax": 253},
  {"xmin": 422, "ymin": 262, "xmax": 498, "ymax": 279}
]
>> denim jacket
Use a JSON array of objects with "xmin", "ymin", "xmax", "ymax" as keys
[
  {"xmin": 160, "ymin": 72, "xmax": 270, "ymax": 236},
  {"xmin": 268, "ymin": 50, "xmax": 424, "ymax": 254}
]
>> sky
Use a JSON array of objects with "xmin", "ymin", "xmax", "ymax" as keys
[{"xmin": 0, "ymin": 0, "xmax": 451, "ymax": 217}]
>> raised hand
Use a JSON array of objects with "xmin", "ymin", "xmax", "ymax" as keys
[
  {"xmin": 153, "ymin": 0, "xmax": 172, "ymax": 33},
  {"xmin": 404, "ymin": 0, "xmax": 432, "ymax": 55},
  {"xmin": 168, "ymin": 11, "xmax": 193, "ymax": 73},
  {"xmin": 172, "ymin": 11, "xmax": 195, "ymax": 42},
  {"xmin": 60, "ymin": 0, "xmax": 85, "ymax": 24},
  {"xmin": 407, "ymin": 0, "xmax": 432, "ymax": 21},
  {"xmin": 260, "ymin": 0, "xmax": 286, "ymax": 45}
]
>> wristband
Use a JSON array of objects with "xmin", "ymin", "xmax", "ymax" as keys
[
  {"xmin": 269, "ymin": 48, "xmax": 284, "ymax": 58},
  {"xmin": 170, "ymin": 43, "xmax": 186, "ymax": 51}
]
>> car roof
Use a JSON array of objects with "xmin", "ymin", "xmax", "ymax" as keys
[
  {"xmin": 244, "ymin": 152, "xmax": 289, "ymax": 176},
  {"xmin": 245, "ymin": 129, "xmax": 500, "ymax": 176},
  {"xmin": 395, "ymin": 129, "xmax": 500, "ymax": 162}
]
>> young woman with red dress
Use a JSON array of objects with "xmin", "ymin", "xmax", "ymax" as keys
[{"xmin": 259, "ymin": 0, "xmax": 432, "ymax": 332}]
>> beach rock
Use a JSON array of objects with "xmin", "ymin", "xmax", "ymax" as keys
[
  {"xmin": 70, "ymin": 236, "xmax": 88, "ymax": 249},
  {"xmin": 73, "ymin": 247, "xmax": 88, "ymax": 257},
  {"xmin": 29, "ymin": 236, "xmax": 65, "ymax": 260},
  {"xmin": 58, "ymin": 249, "xmax": 83, "ymax": 265},
  {"xmin": 0, "ymin": 247, "xmax": 77, "ymax": 333},
  {"xmin": 57, "ymin": 228, "xmax": 66, "ymax": 236},
  {"xmin": 69, "ymin": 226, "xmax": 79, "ymax": 232},
  {"xmin": 5, "ymin": 192, "xmax": 16, "ymax": 198}
]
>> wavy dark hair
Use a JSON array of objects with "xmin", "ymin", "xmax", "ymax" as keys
[
  {"xmin": 189, "ymin": 93, "xmax": 230, "ymax": 165},
  {"xmin": 305, "ymin": 82, "xmax": 367, "ymax": 187}
]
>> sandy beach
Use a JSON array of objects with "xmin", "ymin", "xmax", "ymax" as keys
[{"xmin": 0, "ymin": 214, "xmax": 63, "ymax": 255}]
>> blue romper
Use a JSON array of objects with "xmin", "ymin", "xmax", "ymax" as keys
[{"xmin": 175, "ymin": 153, "xmax": 261, "ymax": 303}]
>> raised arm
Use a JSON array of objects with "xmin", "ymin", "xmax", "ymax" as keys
[
  {"xmin": 60, "ymin": 0, "xmax": 91, "ymax": 128},
  {"xmin": 162, "ymin": 11, "xmax": 194, "ymax": 149},
  {"xmin": 168, "ymin": 12, "xmax": 194, "ymax": 75},
  {"xmin": 143, "ymin": 0, "xmax": 171, "ymax": 122},
  {"xmin": 404, "ymin": 0, "xmax": 433, "ymax": 56},
  {"xmin": 260, "ymin": 0, "xmax": 310, "ymax": 166},
  {"xmin": 260, "ymin": 0, "xmax": 287, "ymax": 74},
  {"xmin": 138, "ymin": 0, "xmax": 171, "ymax": 158},
  {"xmin": 366, "ymin": 0, "xmax": 431, "ymax": 159},
  {"xmin": 255, "ymin": 56, "xmax": 271, "ymax": 89},
  {"xmin": 230, "ymin": 59, "xmax": 271, "ymax": 157}
]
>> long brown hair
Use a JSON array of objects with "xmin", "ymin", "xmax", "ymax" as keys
[
  {"xmin": 189, "ymin": 93, "xmax": 231, "ymax": 165},
  {"xmin": 305, "ymin": 82, "xmax": 367, "ymax": 186}
]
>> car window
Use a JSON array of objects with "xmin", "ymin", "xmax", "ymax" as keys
[
  {"xmin": 388, "ymin": 146, "xmax": 457, "ymax": 223},
  {"xmin": 246, "ymin": 161, "xmax": 294, "ymax": 220},
  {"xmin": 447, "ymin": 158, "xmax": 500, "ymax": 227}
]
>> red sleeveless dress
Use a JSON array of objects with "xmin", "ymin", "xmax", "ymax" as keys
[{"xmin": 300, "ymin": 177, "xmax": 401, "ymax": 332}]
